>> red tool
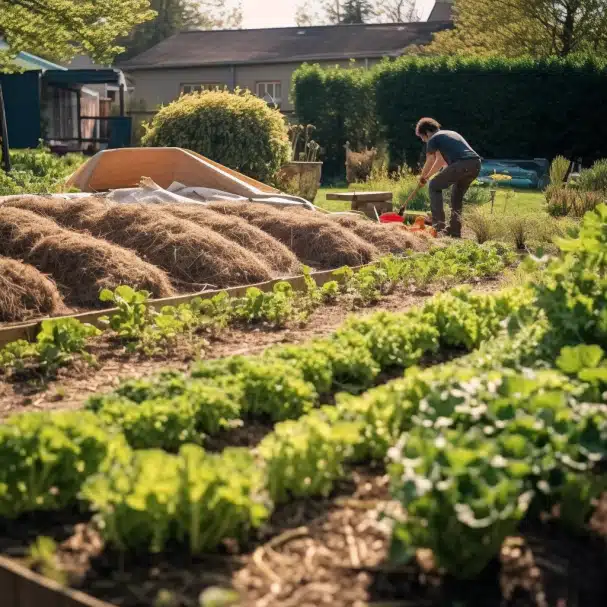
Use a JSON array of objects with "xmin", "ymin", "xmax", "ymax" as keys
[{"xmin": 378, "ymin": 182, "xmax": 437, "ymax": 236}]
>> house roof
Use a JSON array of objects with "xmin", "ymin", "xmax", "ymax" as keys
[
  {"xmin": 428, "ymin": 1, "xmax": 453, "ymax": 22},
  {"xmin": 0, "ymin": 40, "xmax": 68, "ymax": 71},
  {"xmin": 118, "ymin": 21, "xmax": 452, "ymax": 70}
]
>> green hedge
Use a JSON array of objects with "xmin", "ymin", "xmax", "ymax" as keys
[
  {"xmin": 292, "ymin": 62, "xmax": 378, "ymax": 180},
  {"xmin": 292, "ymin": 55, "xmax": 607, "ymax": 174}
]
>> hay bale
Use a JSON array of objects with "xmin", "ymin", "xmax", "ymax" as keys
[
  {"xmin": 0, "ymin": 207, "xmax": 174, "ymax": 307},
  {"xmin": 331, "ymin": 215, "xmax": 430, "ymax": 254},
  {"xmin": 161, "ymin": 204, "xmax": 301, "ymax": 274},
  {"xmin": 0, "ymin": 257, "xmax": 67, "ymax": 322},
  {"xmin": 2, "ymin": 196, "xmax": 105, "ymax": 229},
  {"xmin": 2, "ymin": 198, "xmax": 274, "ymax": 289},
  {"xmin": 207, "ymin": 201, "xmax": 379, "ymax": 269}
]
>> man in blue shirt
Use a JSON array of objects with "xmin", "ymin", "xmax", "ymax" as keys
[{"xmin": 415, "ymin": 117, "xmax": 481, "ymax": 238}]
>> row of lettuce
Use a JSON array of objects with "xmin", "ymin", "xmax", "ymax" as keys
[
  {"xmin": 0, "ymin": 240, "xmax": 512, "ymax": 372},
  {"xmin": 2, "ymin": 206, "xmax": 607, "ymax": 580}
]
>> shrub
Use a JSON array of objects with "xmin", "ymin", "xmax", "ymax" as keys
[
  {"xmin": 545, "ymin": 185, "xmax": 604, "ymax": 217},
  {"xmin": 550, "ymin": 155, "xmax": 571, "ymax": 186},
  {"xmin": 504, "ymin": 215, "xmax": 541, "ymax": 251},
  {"xmin": 464, "ymin": 208, "xmax": 498, "ymax": 243},
  {"xmin": 576, "ymin": 159, "xmax": 607, "ymax": 193},
  {"xmin": 142, "ymin": 89, "xmax": 290, "ymax": 184},
  {"xmin": 345, "ymin": 146, "xmax": 377, "ymax": 184},
  {"xmin": 0, "ymin": 148, "xmax": 85, "ymax": 196}
]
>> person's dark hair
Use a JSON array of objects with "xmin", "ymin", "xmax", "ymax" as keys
[{"xmin": 415, "ymin": 117, "xmax": 441, "ymax": 137}]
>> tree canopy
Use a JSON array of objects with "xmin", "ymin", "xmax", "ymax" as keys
[
  {"xmin": 120, "ymin": 0, "xmax": 242, "ymax": 60},
  {"xmin": 295, "ymin": 0, "xmax": 419, "ymax": 26},
  {"xmin": 0, "ymin": 0, "xmax": 155, "ymax": 68},
  {"xmin": 429, "ymin": 0, "xmax": 607, "ymax": 57}
]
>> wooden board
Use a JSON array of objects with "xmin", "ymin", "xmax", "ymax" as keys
[
  {"xmin": 0, "ymin": 555, "xmax": 113, "ymax": 607},
  {"xmin": 325, "ymin": 191, "xmax": 392, "ymax": 203},
  {"xmin": 0, "ymin": 263, "xmax": 374, "ymax": 347}
]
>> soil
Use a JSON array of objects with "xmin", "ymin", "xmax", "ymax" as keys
[
  {"xmin": 2, "ymin": 469, "xmax": 606, "ymax": 607},
  {"xmin": 0, "ymin": 278, "xmax": 506, "ymax": 419}
]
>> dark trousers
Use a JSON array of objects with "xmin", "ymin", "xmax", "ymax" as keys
[{"xmin": 429, "ymin": 158, "xmax": 481, "ymax": 237}]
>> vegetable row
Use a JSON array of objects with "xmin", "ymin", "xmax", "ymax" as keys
[{"xmin": 0, "ymin": 241, "xmax": 512, "ymax": 373}]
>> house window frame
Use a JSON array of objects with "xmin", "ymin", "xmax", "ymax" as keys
[
  {"xmin": 180, "ymin": 83, "xmax": 222, "ymax": 95},
  {"xmin": 256, "ymin": 81, "xmax": 282, "ymax": 107}
]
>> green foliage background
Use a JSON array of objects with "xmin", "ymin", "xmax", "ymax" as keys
[
  {"xmin": 293, "ymin": 55, "xmax": 607, "ymax": 176},
  {"xmin": 292, "ymin": 62, "xmax": 379, "ymax": 179}
]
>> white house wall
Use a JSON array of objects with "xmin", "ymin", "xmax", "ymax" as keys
[{"xmin": 126, "ymin": 59, "xmax": 380, "ymax": 113}]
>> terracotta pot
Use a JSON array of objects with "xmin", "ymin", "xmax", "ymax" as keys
[{"xmin": 276, "ymin": 161, "xmax": 322, "ymax": 202}]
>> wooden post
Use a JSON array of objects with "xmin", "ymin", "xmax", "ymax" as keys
[
  {"xmin": 119, "ymin": 83, "xmax": 125, "ymax": 117},
  {"xmin": 76, "ymin": 89, "xmax": 83, "ymax": 146},
  {"xmin": 0, "ymin": 83, "xmax": 11, "ymax": 173}
]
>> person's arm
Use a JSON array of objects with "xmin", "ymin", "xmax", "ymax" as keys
[{"xmin": 419, "ymin": 151, "xmax": 446, "ymax": 185}]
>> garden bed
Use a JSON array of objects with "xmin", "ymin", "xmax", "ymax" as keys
[
  {"xmin": 2, "ymin": 468, "xmax": 606, "ymax": 607},
  {"xmin": 3, "ymin": 208, "xmax": 607, "ymax": 607}
]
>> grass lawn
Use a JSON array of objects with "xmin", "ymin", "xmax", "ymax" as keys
[{"xmin": 315, "ymin": 185, "xmax": 546, "ymax": 215}]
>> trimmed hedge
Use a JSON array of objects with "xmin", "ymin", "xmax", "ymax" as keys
[
  {"xmin": 142, "ymin": 89, "xmax": 290, "ymax": 184},
  {"xmin": 292, "ymin": 62, "xmax": 378, "ymax": 180},
  {"xmin": 292, "ymin": 55, "xmax": 607, "ymax": 174}
]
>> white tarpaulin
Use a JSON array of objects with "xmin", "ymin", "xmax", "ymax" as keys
[{"xmin": 105, "ymin": 178, "xmax": 314, "ymax": 209}]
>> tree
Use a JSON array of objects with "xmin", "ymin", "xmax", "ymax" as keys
[
  {"xmin": 429, "ymin": 0, "xmax": 607, "ymax": 57},
  {"xmin": 0, "ymin": 0, "xmax": 155, "ymax": 68},
  {"xmin": 295, "ymin": 1, "xmax": 324, "ymax": 26},
  {"xmin": 341, "ymin": 0, "xmax": 374, "ymax": 23},
  {"xmin": 374, "ymin": 0, "xmax": 419, "ymax": 23},
  {"xmin": 324, "ymin": 0, "xmax": 343, "ymax": 23},
  {"xmin": 121, "ymin": 0, "xmax": 243, "ymax": 60}
]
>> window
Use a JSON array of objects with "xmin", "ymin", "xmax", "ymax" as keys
[
  {"xmin": 256, "ymin": 81, "xmax": 282, "ymax": 107},
  {"xmin": 180, "ymin": 83, "xmax": 222, "ymax": 95}
]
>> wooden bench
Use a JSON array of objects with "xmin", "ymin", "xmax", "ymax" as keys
[{"xmin": 326, "ymin": 191, "xmax": 393, "ymax": 219}]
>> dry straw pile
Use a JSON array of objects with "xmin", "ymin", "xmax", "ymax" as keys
[
  {"xmin": 331, "ymin": 215, "xmax": 429, "ymax": 254},
  {"xmin": 160, "ymin": 203, "xmax": 301, "ymax": 274},
  {"xmin": 207, "ymin": 201, "xmax": 378, "ymax": 268},
  {"xmin": 4, "ymin": 197, "xmax": 274, "ymax": 290},
  {"xmin": 0, "ymin": 207, "xmax": 174, "ymax": 307},
  {"xmin": 0, "ymin": 257, "xmax": 66, "ymax": 322}
]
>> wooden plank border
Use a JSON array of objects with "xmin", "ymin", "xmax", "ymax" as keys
[
  {"xmin": 0, "ymin": 555, "xmax": 113, "ymax": 607},
  {"xmin": 0, "ymin": 264, "xmax": 372, "ymax": 347}
]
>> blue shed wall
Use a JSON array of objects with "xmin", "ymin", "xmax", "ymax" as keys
[{"xmin": 0, "ymin": 71, "xmax": 42, "ymax": 148}]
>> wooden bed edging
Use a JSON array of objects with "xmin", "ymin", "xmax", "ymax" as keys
[
  {"xmin": 0, "ymin": 263, "xmax": 372, "ymax": 347},
  {"xmin": 0, "ymin": 555, "xmax": 114, "ymax": 607}
]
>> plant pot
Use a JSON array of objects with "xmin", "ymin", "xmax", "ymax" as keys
[{"xmin": 276, "ymin": 161, "xmax": 322, "ymax": 202}]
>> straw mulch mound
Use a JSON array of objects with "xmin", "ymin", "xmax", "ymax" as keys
[
  {"xmin": 0, "ymin": 257, "xmax": 67, "ymax": 323},
  {"xmin": 331, "ymin": 215, "xmax": 430, "ymax": 254},
  {"xmin": 207, "ymin": 201, "xmax": 379, "ymax": 269},
  {"xmin": 3, "ymin": 198, "xmax": 274, "ymax": 290},
  {"xmin": 160, "ymin": 204, "xmax": 301, "ymax": 275},
  {"xmin": 0, "ymin": 207, "xmax": 175, "ymax": 307}
]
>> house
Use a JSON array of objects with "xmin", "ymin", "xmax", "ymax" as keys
[
  {"xmin": 0, "ymin": 43, "xmax": 131, "ymax": 150},
  {"xmin": 428, "ymin": 0, "xmax": 454, "ymax": 22},
  {"xmin": 118, "ymin": 21, "xmax": 452, "ymax": 115}
]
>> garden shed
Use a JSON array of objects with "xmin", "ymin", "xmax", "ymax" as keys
[{"xmin": 0, "ymin": 59, "xmax": 131, "ymax": 151}]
